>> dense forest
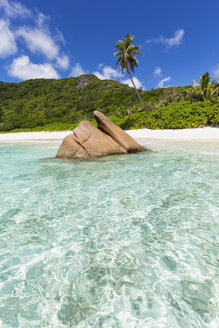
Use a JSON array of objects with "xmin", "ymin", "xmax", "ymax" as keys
[{"xmin": 0, "ymin": 74, "xmax": 218, "ymax": 132}]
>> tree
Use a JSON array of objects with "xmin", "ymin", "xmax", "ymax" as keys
[
  {"xmin": 193, "ymin": 72, "xmax": 219, "ymax": 101},
  {"xmin": 114, "ymin": 34, "xmax": 147, "ymax": 111}
]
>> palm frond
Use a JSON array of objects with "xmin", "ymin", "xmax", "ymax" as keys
[
  {"xmin": 124, "ymin": 34, "xmax": 134, "ymax": 47},
  {"xmin": 127, "ymin": 55, "xmax": 138, "ymax": 68},
  {"xmin": 212, "ymin": 76, "xmax": 219, "ymax": 83},
  {"xmin": 114, "ymin": 41, "xmax": 125, "ymax": 51},
  {"xmin": 115, "ymin": 57, "xmax": 122, "ymax": 68},
  {"xmin": 124, "ymin": 33, "xmax": 134, "ymax": 40},
  {"xmin": 192, "ymin": 80, "xmax": 199, "ymax": 88},
  {"xmin": 129, "ymin": 61, "xmax": 135, "ymax": 73},
  {"xmin": 114, "ymin": 51, "xmax": 124, "ymax": 57},
  {"xmin": 130, "ymin": 49, "xmax": 142, "ymax": 55},
  {"xmin": 121, "ymin": 57, "xmax": 126, "ymax": 73},
  {"xmin": 211, "ymin": 86, "xmax": 219, "ymax": 97},
  {"xmin": 127, "ymin": 44, "xmax": 140, "ymax": 52}
]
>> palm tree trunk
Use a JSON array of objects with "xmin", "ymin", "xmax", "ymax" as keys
[{"xmin": 127, "ymin": 70, "xmax": 147, "ymax": 111}]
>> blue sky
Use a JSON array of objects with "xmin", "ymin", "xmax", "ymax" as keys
[{"xmin": 0, "ymin": 0, "xmax": 218, "ymax": 90}]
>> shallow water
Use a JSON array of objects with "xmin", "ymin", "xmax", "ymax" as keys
[{"xmin": 0, "ymin": 141, "xmax": 218, "ymax": 327}]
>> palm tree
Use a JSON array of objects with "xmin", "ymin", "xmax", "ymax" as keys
[
  {"xmin": 193, "ymin": 72, "xmax": 219, "ymax": 101},
  {"xmin": 114, "ymin": 34, "xmax": 147, "ymax": 111}
]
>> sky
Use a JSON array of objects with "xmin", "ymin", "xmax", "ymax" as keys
[{"xmin": 0, "ymin": 0, "xmax": 219, "ymax": 90}]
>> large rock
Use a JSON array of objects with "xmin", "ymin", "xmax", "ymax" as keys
[{"xmin": 56, "ymin": 112, "xmax": 144, "ymax": 159}]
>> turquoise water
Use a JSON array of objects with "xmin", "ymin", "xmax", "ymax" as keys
[{"xmin": 0, "ymin": 141, "xmax": 218, "ymax": 327}]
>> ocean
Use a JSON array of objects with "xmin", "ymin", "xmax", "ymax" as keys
[{"xmin": 0, "ymin": 141, "xmax": 218, "ymax": 327}]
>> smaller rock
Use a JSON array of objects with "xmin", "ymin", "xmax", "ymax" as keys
[
  {"xmin": 56, "ymin": 134, "xmax": 87, "ymax": 158},
  {"xmin": 94, "ymin": 110, "xmax": 144, "ymax": 153},
  {"xmin": 100, "ymin": 83, "xmax": 114, "ymax": 89}
]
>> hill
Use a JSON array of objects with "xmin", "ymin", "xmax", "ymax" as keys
[{"xmin": 0, "ymin": 74, "xmax": 218, "ymax": 132}]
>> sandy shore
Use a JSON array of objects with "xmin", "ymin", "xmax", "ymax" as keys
[{"xmin": 0, "ymin": 127, "xmax": 218, "ymax": 143}]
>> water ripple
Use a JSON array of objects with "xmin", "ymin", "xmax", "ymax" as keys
[{"xmin": 0, "ymin": 141, "xmax": 218, "ymax": 327}]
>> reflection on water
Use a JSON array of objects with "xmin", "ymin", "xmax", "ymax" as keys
[{"xmin": 0, "ymin": 141, "xmax": 218, "ymax": 327}]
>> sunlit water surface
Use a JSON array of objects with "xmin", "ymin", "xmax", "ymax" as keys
[{"xmin": 0, "ymin": 140, "xmax": 218, "ymax": 328}]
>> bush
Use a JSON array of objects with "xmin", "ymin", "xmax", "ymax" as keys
[{"xmin": 115, "ymin": 100, "xmax": 219, "ymax": 130}]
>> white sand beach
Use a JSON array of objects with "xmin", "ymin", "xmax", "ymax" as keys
[
  {"xmin": 128, "ymin": 127, "xmax": 219, "ymax": 141},
  {"xmin": 0, "ymin": 127, "xmax": 218, "ymax": 143}
]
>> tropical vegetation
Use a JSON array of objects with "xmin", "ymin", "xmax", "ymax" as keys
[
  {"xmin": 193, "ymin": 72, "xmax": 219, "ymax": 101},
  {"xmin": 0, "ymin": 73, "xmax": 218, "ymax": 132}
]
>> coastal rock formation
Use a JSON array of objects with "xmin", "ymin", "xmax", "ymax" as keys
[{"xmin": 56, "ymin": 111, "xmax": 144, "ymax": 159}]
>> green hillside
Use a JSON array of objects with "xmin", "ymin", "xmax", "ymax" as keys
[{"xmin": 0, "ymin": 74, "xmax": 218, "ymax": 132}]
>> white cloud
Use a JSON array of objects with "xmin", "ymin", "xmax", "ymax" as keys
[
  {"xmin": 158, "ymin": 77, "xmax": 171, "ymax": 88},
  {"xmin": 16, "ymin": 27, "xmax": 59, "ymax": 60},
  {"xmin": 0, "ymin": 19, "xmax": 17, "ymax": 57},
  {"xmin": 154, "ymin": 66, "xmax": 162, "ymax": 76},
  {"xmin": 213, "ymin": 65, "xmax": 219, "ymax": 78},
  {"xmin": 0, "ymin": 0, "xmax": 70, "ymax": 79},
  {"xmin": 146, "ymin": 29, "xmax": 184, "ymax": 49},
  {"xmin": 97, "ymin": 63, "xmax": 104, "ymax": 70},
  {"xmin": 121, "ymin": 76, "xmax": 144, "ymax": 89},
  {"xmin": 165, "ymin": 29, "xmax": 184, "ymax": 47},
  {"xmin": 16, "ymin": 26, "xmax": 69, "ymax": 69},
  {"xmin": 93, "ymin": 66, "xmax": 123, "ymax": 80},
  {"xmin": 36, "ymin": 12, "xmax": 49, "ymax": 27},
  {"xmin": 70, "ymin": 62, "xmax": 86, "ymax": 77},
  {"xmin": 0, "ymin": 0, "xmax": 31, "ymax": 18},
  {"xmin": 93, "ymin": 65, "xmax": 144, "ymax": 89},
  {"xmin": 56, "ymin": 54, "xmax": 69, "ymax": 69},
  {"xmin": 55, "ymin": 28, "xmax": 66, "ymax": 45},
  {"xmin": 8, "ymin": 55, "xmax": 59, "ymax": 80}
]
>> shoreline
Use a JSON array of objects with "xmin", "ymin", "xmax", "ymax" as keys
[{"xmin": 0, "ymin": 127, "xmax": 218, "ymax": 143}]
